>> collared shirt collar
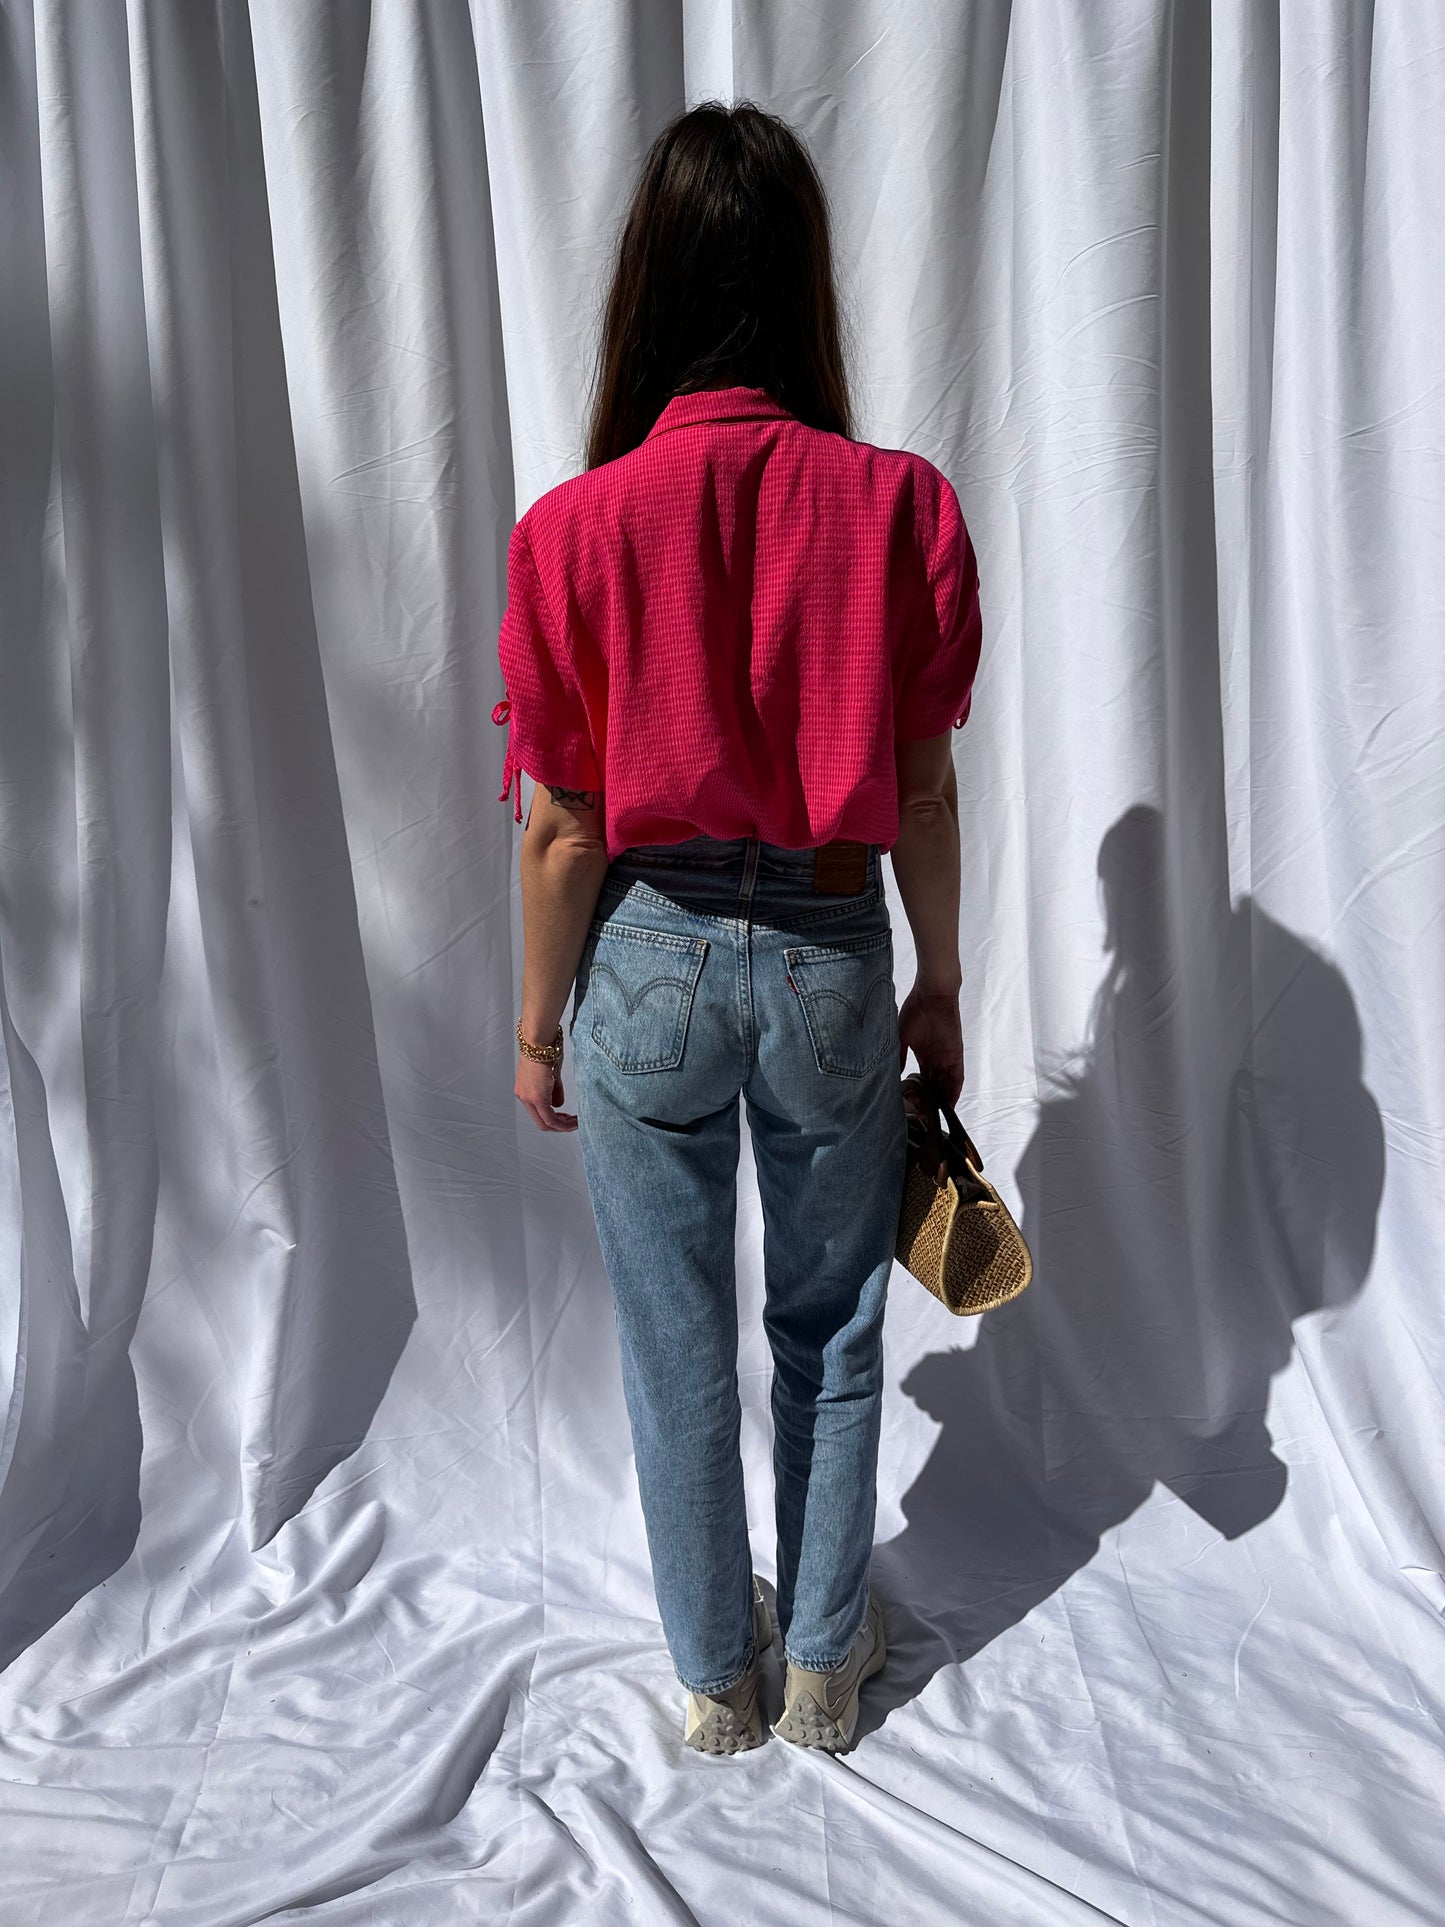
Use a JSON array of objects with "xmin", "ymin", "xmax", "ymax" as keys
[{"xmin": 644, "ymin": 383, "xmax": 795, "ymax": 440}]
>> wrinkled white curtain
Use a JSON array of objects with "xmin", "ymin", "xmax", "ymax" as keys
[{"xmin": 1, "ymin": 2, "xmax": 1441, "ymax": 1921}]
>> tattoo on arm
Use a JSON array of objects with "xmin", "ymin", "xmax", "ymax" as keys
[{"xmin": 547, "ymin": 785, "xmax": 597, "ymax": 810}]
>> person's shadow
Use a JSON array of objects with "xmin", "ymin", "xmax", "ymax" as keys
[{"xmin": 864, "ymin": 804, "xmax": 1385, "ymax": 1732}]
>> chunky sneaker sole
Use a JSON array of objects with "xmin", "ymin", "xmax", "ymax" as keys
[
  {"xmin": 773, "ymin": 1590, "xmax": 885, "ymax": 1753},
  {"xmin": 683, "ymin": 1577, "xmax": 772, "ymax": 1755}
]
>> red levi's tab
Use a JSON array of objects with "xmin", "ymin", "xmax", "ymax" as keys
[{"xmin": 492, "ymin": 383, "xmax": 981, "ymax": 862}]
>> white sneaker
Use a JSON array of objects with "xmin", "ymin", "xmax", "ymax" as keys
[
  {"xmin": 773, "ymin": 1591, "xmax": 886, "ymax": 1753},
  {"xmin": 682, "ymin": 1576, "xmax": 772, "ymax": 1754}
]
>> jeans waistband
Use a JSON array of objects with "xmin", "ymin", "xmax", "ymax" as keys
[{"xmin": 610, "ymin": 834, "xmax": 880, "ymax": 882}]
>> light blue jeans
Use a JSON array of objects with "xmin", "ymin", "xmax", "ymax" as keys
[{"xmin": 570, "ymin": 835, "xmax": 908, "ymax": 1696}]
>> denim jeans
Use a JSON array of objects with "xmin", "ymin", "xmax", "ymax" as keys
[{"xmin": 570, "ymin": 834, "xmax": 908, "ymax": 1697}]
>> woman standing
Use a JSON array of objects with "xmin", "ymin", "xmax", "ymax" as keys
[{"xmin": 493, "ymin": 102, "xmax": 979, "ymax": 1756}]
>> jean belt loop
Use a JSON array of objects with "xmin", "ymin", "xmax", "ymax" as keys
[{"xmin": 740, "ymin": 835, "xmax": 761, "ymax": 912}]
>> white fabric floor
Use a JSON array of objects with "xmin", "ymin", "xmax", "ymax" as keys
[{"xmin": 1, "ymin": 4, "xmax": 1442, "ymax": 1923}]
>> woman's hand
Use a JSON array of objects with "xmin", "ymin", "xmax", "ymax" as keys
[
  {"xmin": 897, "ymin": 984, "xmax": 965, "ymax": 1110},
  {"xmin": 516, "ymin": 1053, "xmax": 578, "ymax": 1132}
]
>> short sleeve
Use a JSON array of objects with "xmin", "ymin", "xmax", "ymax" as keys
[
  {"xmin": 894, "ymin": 472, "xmax": 982, "ymax": 742},
  {"xmin": 493, "ymin": 518, "xmax": 603, "ymax": 820}
]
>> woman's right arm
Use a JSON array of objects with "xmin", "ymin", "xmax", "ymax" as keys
[{"xmin": 890, "ymin": 730, "xmax": 966, "ymax": 1104}]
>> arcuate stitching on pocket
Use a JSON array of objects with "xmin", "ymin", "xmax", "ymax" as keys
[
  {"xmin": 587, "ymin": 923, "xmax": 709, "ymax": 1072},
  {"xmin": 784, "ymin": 929, "xmax": 896, "ymax": 1077}
]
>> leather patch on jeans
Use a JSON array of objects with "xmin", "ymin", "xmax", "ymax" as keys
[{"xmin": 812, "ymin": 840, "xmax": 869, "ymax": 895}]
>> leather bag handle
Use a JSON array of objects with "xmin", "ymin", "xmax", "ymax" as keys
[{"xmin": 904, "ymin": 1072, "xmax": 986, "ymax": 1193}]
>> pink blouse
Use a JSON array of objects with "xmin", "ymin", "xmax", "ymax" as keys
[{"xmin": 494, "ymin": 383, "xmax": 981, "ymax": 862}]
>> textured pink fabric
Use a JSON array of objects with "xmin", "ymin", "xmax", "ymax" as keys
[{"xmin": 494, "ymin": 383, "xmax": 981, "ymax": 862}]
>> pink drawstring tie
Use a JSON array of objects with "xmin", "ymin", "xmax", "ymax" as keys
[{"xmin": 492, "ymin": 697, "xmax": 522, "ymax": 822}]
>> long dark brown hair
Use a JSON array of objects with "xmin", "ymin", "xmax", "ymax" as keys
[{"xmin": 583, "ymin": 101, "xmax": 855, "ymax": 471}]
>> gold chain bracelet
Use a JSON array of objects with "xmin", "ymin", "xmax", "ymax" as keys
[{"xmin": 517, "ymin": 1017, "xmax": 565, "ymax": 1067}]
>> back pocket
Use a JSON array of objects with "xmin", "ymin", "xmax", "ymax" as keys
[
  {"xmin": 784, "ymin": 928, "xmax": 897, "ymax": 1077},
  {"xmin": 587, "ymin": 922, "xmax": 709, "ymax": 1072}
]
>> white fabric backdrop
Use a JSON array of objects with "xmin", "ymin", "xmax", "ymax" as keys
[{"xmin": 1, "ymin": 2, "xmax": 1441, "ymax": 1921}]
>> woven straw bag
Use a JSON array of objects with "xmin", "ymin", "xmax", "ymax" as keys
[{"xmin": 895, "ymin": 1072, "xmax": 1033, "ymax": 1315}]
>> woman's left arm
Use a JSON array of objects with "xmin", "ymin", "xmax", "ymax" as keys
[{"xmin": 515, "ymin": 780, "xmax": 611, "ymax": 1132}]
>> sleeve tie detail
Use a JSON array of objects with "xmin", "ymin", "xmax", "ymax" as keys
[{"xmin": 492, "ymin": 698, "xmax": 523, "ymax": 822}]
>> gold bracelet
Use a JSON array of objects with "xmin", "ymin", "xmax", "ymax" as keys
[{"xmin": 517, "ymin": 1018, "xmax": 564, "ymax": 1067}]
